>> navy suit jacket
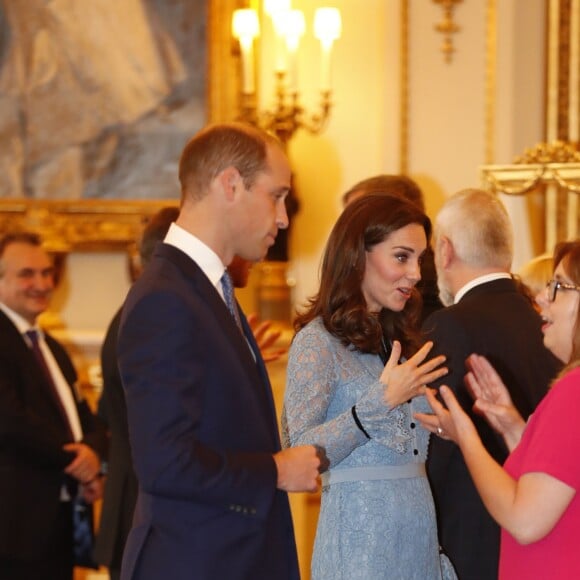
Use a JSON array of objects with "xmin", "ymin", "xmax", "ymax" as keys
[
  {"xmin": 0, "ymin": 311, "xmax": 106, "ymax": 560},
  {"xmin": 118, "ymin": 243, "xmax": 299, "ymax": 580},
  {"xmin": 423, "ymin": 278, "xmax": 561, "ymax": 580}
]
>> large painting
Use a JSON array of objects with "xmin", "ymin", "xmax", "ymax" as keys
[{"xmin": 0, "ymin": 0, "xmax": 240, "ymax": 249}]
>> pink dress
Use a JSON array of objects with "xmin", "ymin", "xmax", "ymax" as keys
[{"xmin": 501, "ymin": 367, "xmax": 580, "ymax": 579}]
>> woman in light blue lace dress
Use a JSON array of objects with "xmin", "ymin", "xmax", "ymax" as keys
[{"xmin": 283, "ymin": 194, "xmax": 454, "ymax": 579}]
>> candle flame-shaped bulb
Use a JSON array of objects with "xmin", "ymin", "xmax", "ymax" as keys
[
  {"xmin": 264, "ymin": 0, "xmax": 291, "ymax": 18},
  {"xmin": 285, "ymin": 10, "xmax": 305, "ymax": 52},
  {"xmin": 232, "ymin": 9, "xmax": 260, "ymax": 42},
  {"xmin": 232, "ymin": 9, "xmax": 260, "ymax": 95},
  {"xmin": 314, "ymin": 7, "xmax": 342, "ymax": 49}
]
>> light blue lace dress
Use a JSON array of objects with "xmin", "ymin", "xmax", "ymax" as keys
[{"xmin": 283, "ymin": 318, "xmax": 445, "ymax": 580}]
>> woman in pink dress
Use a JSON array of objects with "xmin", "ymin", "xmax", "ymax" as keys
[{"xmin": 417, "ymin": 239, "xmax": 580, "ymax": 579}]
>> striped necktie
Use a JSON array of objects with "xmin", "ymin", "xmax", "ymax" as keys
[
  {"xmin": 25, "ymin": 329, "xmax": 74, "ymax": 439},
  {"xmin": 220, "ymin": 270, "xmax": 243, "ymax": 333}
]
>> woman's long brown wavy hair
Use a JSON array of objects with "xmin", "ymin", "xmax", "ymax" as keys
[{"xmin": 294, "ymin": 193, "xmax": 431, "ymax": 359}]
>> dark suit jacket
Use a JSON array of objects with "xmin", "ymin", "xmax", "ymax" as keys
[
  {"xmin": 93, "ymin": 308, "xmax": 138, "ymax": 572},
  {"xmin": 118, "ymin": 243, "xmax": 299, "ymax": 580},
  {"xmin": 423, "ymin": 278, "xmax": 561, "ymax": 580},
  {"xmin": 0, "ymin": 311, "xmax": 106, "ymax": 561}
]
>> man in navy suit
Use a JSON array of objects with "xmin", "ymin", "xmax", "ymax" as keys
[
  {"xmin": 118, "ymin": 123, "xmax": 323, "ymax": 580},
  {"xmin": 424, "ymin": 189, "xmax": 561, "ymax": 579},
  {"xmin": 0, "ymin": 232, "xmax": 106, "ymax": 580},
  {"xmin": 94, "ymin": 207, "xmax": 180, "ymax": 580}
]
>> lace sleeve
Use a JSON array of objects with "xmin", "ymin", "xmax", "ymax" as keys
[{"xmin": 282, "ymin": 324, "xmax": 369, "ymax": 466}]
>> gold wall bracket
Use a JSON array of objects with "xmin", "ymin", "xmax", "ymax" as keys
[{"xmin": 433, "ymin": 0, "xmax": 463, "ymax": 63}]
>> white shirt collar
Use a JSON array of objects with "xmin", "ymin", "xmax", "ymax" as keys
[
  {"xmin": 0, "ymin": 302, "xmax": 38, "ymax": 335},
  {"xmin": 454, "ymin": 272, "xmax": 512, "ymax": 304},
  {"xmin": 164, "ymin": 222, "xmax": 226, "ymax": 292}
]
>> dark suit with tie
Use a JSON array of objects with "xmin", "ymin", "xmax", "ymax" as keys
[
  {"xmin": 118, "ymin": 243, "xmax": 299, "ymax": 580},
  {"xmin": 0, "ymin": 310, "xmax": 106, "ymax": 577},
  {"xmin": 423, "ymin": 278, "xmax": 561, "ymax": 580},
  {"xmin": 93, "ymin": 308, "xmax": 139, "ymax": 579}
]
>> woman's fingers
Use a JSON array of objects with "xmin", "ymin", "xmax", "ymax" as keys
[
  {"xmin": 469, "ymin": 355, "xmax": 500, "ymax": 390},
  {"xmin": 464, "ymin": 371, "xmax": 482, "ymax": 400},
  {"xmin": 467, "ymin": 354, "xmax": 513, "ymax": 406},
  {"xmin": 385, "ymin": 340, "xmax": 402, "ymax": 368},
  {"xmin": 409, "ymin": 340, "xmax": 434, "ymax": 365},
  {"xmin": 414, "ymin": 409, "xmax": 440, "ymax": 433},
  {"xmin": 438, "ymin": 385, "xmax": 465, "ymax": 418}
]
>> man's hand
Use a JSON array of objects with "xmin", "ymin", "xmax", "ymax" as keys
[
  {"xmin": 247, "ymin": 313, "xmax": 287, "ymax": 363},
  {"xmin": 63, "ymin": 442, "xmax": 100, "ymax": 483},
  {"xmin": 273, "ymin": 445, "xmax": 328, "ymax": 493},
  {"xmin": 81, "ymin": 476, "xmax": 104, "ymax": 504}
]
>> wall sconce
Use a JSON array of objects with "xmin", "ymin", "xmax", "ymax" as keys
[
  {"xmin": 433, "ymin": 0, "xmax": 463, "ymax": 63},
  {"xmin": 232, "ymin": 2, "xmax": 341, "ymax": 145}
]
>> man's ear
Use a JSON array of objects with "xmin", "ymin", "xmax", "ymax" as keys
[
  {"xmin": 439, "ymin": 235, "xmax": 454, "ymax": 269},
  {"xmin": 218, "ymin": 166, "xmax": 242, "ymax": 201}
]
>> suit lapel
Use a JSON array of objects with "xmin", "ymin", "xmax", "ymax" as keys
[
  {"xmin": 0, "ymin": 312, "xmax": 75, "ymax": 437},
  {"xmin": 157, "ymin": 245, "xmax": 280, "ymax": 446},
  {"xmin": 240, "ymin": 311, "xmax": 281, "ymax": 446}
]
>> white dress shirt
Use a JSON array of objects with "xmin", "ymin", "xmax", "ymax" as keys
[{"xmin": 0, "ymin": 302, "xmax": 82, "ymax": 442}]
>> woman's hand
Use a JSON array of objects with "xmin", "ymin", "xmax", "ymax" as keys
[
  {"xmin": 415, "ymin": 385, "xmax": 479, "ymax": 445},
  {"xmin": 380, "ymin": 341, "xmax": 448, "ymax": 408},
  {"xmin": 465, "ymin": 354, "xmax": 526, "ymax": 450}
]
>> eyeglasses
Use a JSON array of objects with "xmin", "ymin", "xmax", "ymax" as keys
[{"xmin": 546, "ymin": 279, "xmax": 580, "ymax": 302}]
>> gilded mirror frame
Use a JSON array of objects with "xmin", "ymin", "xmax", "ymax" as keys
[{"xmin": 0, "ymin": 0, "xmax": 241, "ymax": 253}]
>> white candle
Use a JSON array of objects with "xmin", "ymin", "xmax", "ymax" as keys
[
  {"xmin": 314, "ymin": 8, "xmax": 341, "ymax": 92},
  {"xmin": 271, "ymin": 11, "xmax": 288, "ymax": 73},
  {"xmin": 232, "ymin": 9, "xmax": 259, "ymax": 95},
  {"xmin": 240, "ymin": 38, "xmax": 255, "ymax": 94},
  {"xmin": 547, "ymin": 0, "xmax": 560, "ymax": 142},
  {"xmin": 569, "ymin": 0, "xmax": 579, "ymax": 142},
  {"xmin": 285, "ymin": 10, "xmax": 305, "ymax": 92},
  {"xmin": 320, "ymin": 42, "xmax": 333, "ymax": 92}
]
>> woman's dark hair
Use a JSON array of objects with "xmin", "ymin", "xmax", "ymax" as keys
[{"xmin": 294, "ymin": 193, "xmax": 431, "ymax": 358}]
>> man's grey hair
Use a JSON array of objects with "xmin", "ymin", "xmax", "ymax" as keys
[{"xmin": 435, "ymin": 188, "xmax": 513, "ymax": 270}]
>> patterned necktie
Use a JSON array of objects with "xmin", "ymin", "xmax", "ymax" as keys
[
  {"xmin": 25, "ymin": 329, "xmax": 74, "ymax": 439},
  {"xmin": 220, "ymin": 270, "xmax": 243, "ymax": 333}
]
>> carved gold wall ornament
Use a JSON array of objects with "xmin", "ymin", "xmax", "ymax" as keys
[
  {"xmin": 433, "ymin": 0, "xmax": 463, "ymax": 63},
  {"xmin": 513, "ymin": 140, "xmax": 580, "ymax": 165}
]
